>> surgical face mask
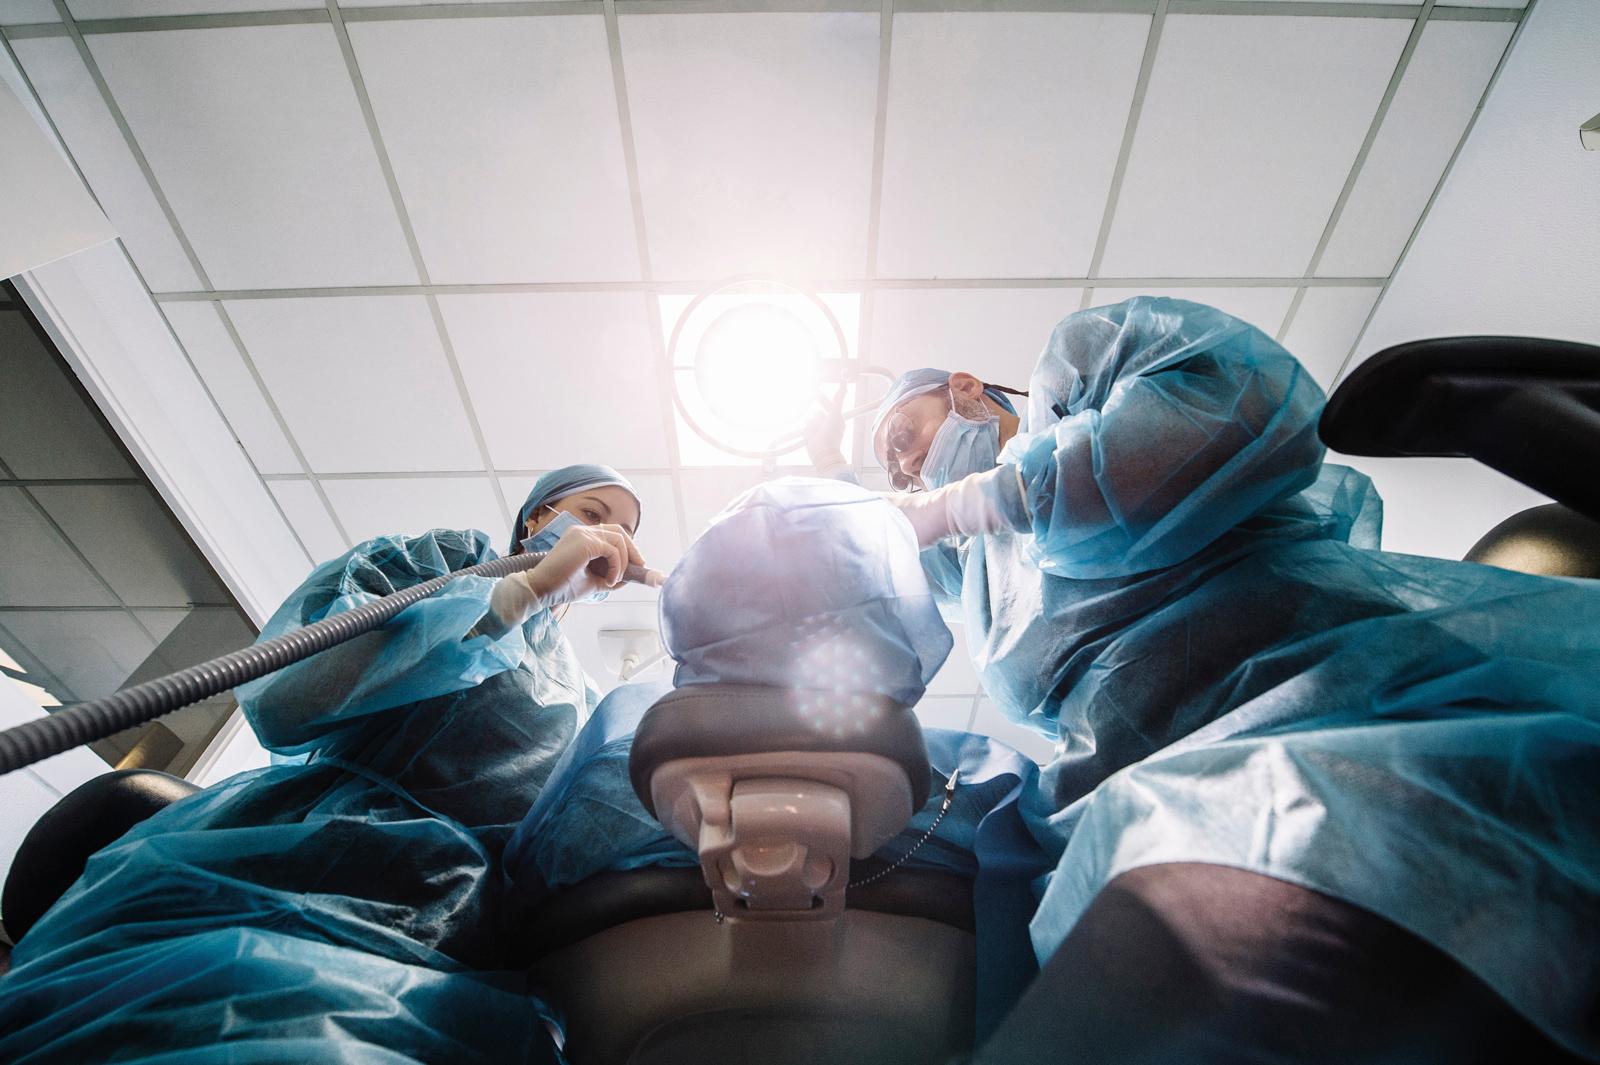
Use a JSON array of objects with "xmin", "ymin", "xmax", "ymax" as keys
[
  {"xmin": 520, "ymin": 508, "xmax": 609, "ymax": 602},
  {"xmin": 920, "ymin": 406, "xmax": 1000, "ymax": 490}
]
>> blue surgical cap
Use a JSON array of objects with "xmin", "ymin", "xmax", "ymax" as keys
[
  {"xmin": 870, "ymin": 368, "xmax": 1019, "ymax": 442},
  {"xmin": 660, "ymin": 477, "xmax": 953, "ymax": 707},
  {"xmin": 513, "ymin": 464, "xmax": 641, "ymax": 551}
]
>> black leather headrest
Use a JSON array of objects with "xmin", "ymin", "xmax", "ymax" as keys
[
  {"xmin": 1465, "ymin": 503, "xmax": 1600, "ymax": 579},
  {"xmin": 628, "ymin": 684, "xmax": 931, "ymax": 817},
  {"xmin": 2, "ymin": 769, "xmax": 198, "ymax": 942}
]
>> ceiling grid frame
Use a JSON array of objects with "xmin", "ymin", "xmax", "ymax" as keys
[
  {"xmin": 4, "ymin": 4, "xmax": 345, "ymax": 564},
  {"xmin": 325, "ymin": 0, "xmax": 518, "ymax": 534},
  {"xmin": 1275, "ymin": 0, "xmax": 1437, "ymax": 344},
  {"xmin": 851, "ymin": 0, "xmax": 895, "ymax": 473},
  {"xmin": 604, "ymin": 0, "xmax": 694, "ymax": 554},
  {"xmin": 1326, "ymin": 0, "xmax": 1537, "ymax": 388},
  {"xmin": 1078, "ymin": 0, "xmax": 1168, "ymax": 313}
]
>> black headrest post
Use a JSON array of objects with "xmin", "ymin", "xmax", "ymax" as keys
[{"xmin": 1320, "ymin": 337, "xmax": 1600, "ymax": 523}]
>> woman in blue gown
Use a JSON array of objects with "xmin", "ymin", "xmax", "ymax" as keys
[
  {"xmin": 0, "ymin": 465, "xmax": 649, "ymax": 1063},
  {"xmin": 818, "ymin": 297, "xmax": 1600, "ymax": 1059}
]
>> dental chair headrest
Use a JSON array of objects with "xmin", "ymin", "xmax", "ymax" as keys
[
  {"xmin": 1465, "ymin": 503, "xmax": 1600, "ymax": 579},
  {"xmin": 628, "ymin": 683, "xmax": 932, "ymax": 817}
]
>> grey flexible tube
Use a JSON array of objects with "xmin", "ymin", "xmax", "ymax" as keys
[{"xmin": 0, "ymin": 552, "xmax": 663, "ymax": 777}]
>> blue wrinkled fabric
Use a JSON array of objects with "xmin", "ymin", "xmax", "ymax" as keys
[
  {"xmin": 503, "ymin": 681, "xmax": 1050, "ymax": 1035},
  {"xmin": 660, "ymin": 477, "xmax": 953, "ymax": 707},
  {"xmin": 922, "ymin": 296, "xmax": 1600, "ymax": 1058},
  {"xmin": 0, "ymin": 528, "xmax": 585, "ymax": 1062}
]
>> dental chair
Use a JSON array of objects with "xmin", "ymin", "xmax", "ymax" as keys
[{"xmin": 516, "ymin": 682, "xmax": 978, "ymax": 1065}]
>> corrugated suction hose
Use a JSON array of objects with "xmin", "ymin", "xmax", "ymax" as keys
[{"xmin": 0, "ymin": 552, "xmax": 663, "ymax": 777}]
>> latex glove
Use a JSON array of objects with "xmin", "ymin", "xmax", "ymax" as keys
[
  {"xmin": 479, "ymin": 523, "xmax": 643, "ymax": 635},
  {"xmin": 882, "ymin": 466, "xmax": 1030, "ymax": 548},
  {"xmin": 804, "ymin": 387, "xmax": 850, "ymax": 478}
]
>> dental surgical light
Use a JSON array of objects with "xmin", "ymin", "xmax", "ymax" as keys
[{"xmin": 668, "ymin": 277, "xmax": 893, "ymax": 461}]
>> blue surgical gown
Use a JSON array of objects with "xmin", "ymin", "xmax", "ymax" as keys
[
  {"xmin": 0, "ymin": 529, "xmax": 584, "ymax": 1063},
  {"xmin": 927, "ymin": 297, "xmax": 1600, "ymax": 1058}
]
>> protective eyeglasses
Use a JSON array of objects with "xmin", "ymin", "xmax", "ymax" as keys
[{"xmin": 878, "ymin": 409, "xmax": 927, "ymax": 492}]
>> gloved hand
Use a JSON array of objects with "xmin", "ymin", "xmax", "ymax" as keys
[
  {"xmin": 480, "ymin": 523, "xmax": 643, "ymax": 635},
  {"xmin": 881, "ymin": 465, "xmax": 1030, "ymax": 548},
  {"xmin": 804, "ymin": 387, "xmax": 850, "ymax": 478}
]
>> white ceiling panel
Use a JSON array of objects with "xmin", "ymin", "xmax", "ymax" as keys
[
  {"xmin": 1099, "ymin": 15, "xmax": 1410, "ymax": 278},
  {"xmin": 161, "ymin": 301, "xmax": 300, "ymax": 475},
  {"xmin": 440, "ymin": 292, "xmax": 668, "ymax": 471},
  {"xmin": 0, "ymin": 1, "xmax": 57, "ymax": 22},
  {"xmin": 224, "ymin": 296, "xmax": 483, "ymax": 473},
  {"xmin": 0, "ymin": 309, "xmax": 133, "ymax": 478},
  {"xmin": 678, "ymin": 466, "xmax": 770, "ymax": 539},
  {"xmin": 868, "ymin": 288, "xmax": 1076, "ymax": 393},
  {"xmin": 321, "ymin": 475, "xmax": 506, "ymax": 547},
  {"xmin": 1090, "ymin": 286, "xmax": 1296, "ymax": 339},
  {"xmin": 620, "ymin": 13, "xmax": 879, "ymax": 280},
  {"xmin": 972, "ymin": 697, "xmax": 1055, "ymax": 764},
  {"xmin": 1334, "ymin": 455, "xmax": 1545, "ymax": 560},
  {"xmin": 68, "ymin": 1, "xmax": 322, "ymax": 15},
  {"xmin": 1317, "ymin": 20, "xmax": 1513, "ymax": 278},
  {"xmin": 876, "ymin": 12, "xmax": 1149, "ymax": 279},
  {"xmin": 1280, "ymin": 286, "xmax": 1381, "ymax": 390},
  {"xmin": 30, "ymin": 484, "xmax": 228, "ymax": 606},
  {"xmin": 267, "ymin": 479, "xmax": 347, "ymax": 566},
  {"xmin": 10, "ymin": 36, "xmax": 201, "ymax": 291},
  {"xmin": 914, "ymin": 695, "xmax": 975, "ymax": 733},
  {"xmin": 0, "ymin": 609, "xmax": 154, "ymax": 699},
  {"xmin": 348, "ymin": 16, "xmax": 639, "ymax": 285},
  {"xmin": 0, "ymin": 488, "xmax": 118, "ymax": 607},
  {"xmin": 86, "ymin": 25, "xmax": 416, "ymax": 289}
]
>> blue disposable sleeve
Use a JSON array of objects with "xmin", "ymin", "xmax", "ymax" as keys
[{"xmin": 237, "ymin": 530, "xmax": 529, "ymax": 754}]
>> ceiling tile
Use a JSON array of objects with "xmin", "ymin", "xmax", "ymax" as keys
[
  {"xmin": 0, "ymin": 1, "xmax": 58, "ymax": 21},
  {"xmin": 68, "ymin": 0, "xmax": 321, "ymax": 14},
  {"xmin": 161, "ymin": 301, "xmax": 300, "ymax": 475},
  {"xmin": 321, "ymin": 476, "xmax": 506, "ymax": 548},
  {"xmin": 971, "ymin": 696, "xmax": 1056, "ymax": 764},
  {"xmin": 869, "ymin": 287, "xmax": 1082, "ymax": 392},
  {"xmin": 0, "ymin": 488, "xmax": 118, "ymax": 607},
  {"xmin": 0, "ymin": 609, "xmax": 155, "ymax": 701},
  {"xmin": 132, "ymin": 605, "xmax": 255, "ymax": 670},
  {"xmin": 499, "ymin": 471, "xmax": 682, "ymax": 570},
  {"xmin": 1090, "ymin": 286, "xmax": 1296, "ymax": 339},
  {"xmin": 620, "ymin": 13, "xmax": 879, "ymax": 280},
  {"xmin": 1333, "ymin": 455, "xmax": 1545, "ymax": 560},
  {"xmin": 1317, "ymin": 21, "xmax": 1513, "ymax": 278},
  {"xmin": 877, "ymin": 12, "xmax": 1149, "ymax": 279},
  {"xmin": 348, "ymin": 16, "xmax": 639, "ymax": 285},
  {"xmin": 342, "ymin": 0, "xmax": 570, "ymax": 5},
  {"xmin": 10, "ymin": 37, "xmax": 201, "ymax": 291},
  {"xmin": 914, "ymin": 695, "xmax": 975, "ymax": 733},
  {"xmin": 678, "ymin": 467, "xmax": 770, "ymax": 541},
  {"xmin": 0, "ymin": 309, "xmax": 133, "ymax": 479},
  {"xmin": 86, "ymin": 25, "xmax": 416, "ymax": 289},
  {"xmin": 1099, "ymin": 15, "xmax": 1410, "ymax": 278},
  {"xmin": 1280, "ymin": 286, "xmax": 1380, "ymax": 390},
  {"xmin": 30, "ymin": 484, "xmax": 229, "ymax": 607},
  {"xmin": 440, "ymin": 292, "xmax": 669, "ymax": 471},
  {"xmin": 267, "ymin": 479, "xmax": 348, "ymax": 566},
  {"xmin": 224, "ymin": 296, "xmax": 484, "ymax": 473}
]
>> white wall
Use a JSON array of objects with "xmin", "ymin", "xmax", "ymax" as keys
[{"xmin": 1336, "ymin": 0, "xmax": 1600, "ymax": 560}]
